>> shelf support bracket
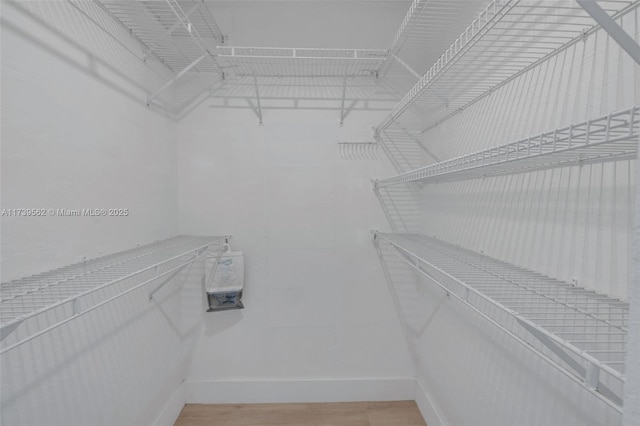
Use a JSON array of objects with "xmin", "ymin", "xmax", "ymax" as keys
[
  {"xmin": 340, "ymin": 74, "xmax": 348, "ymax": 126},
  {"xmin": 391, "ymin": 53, "xmax": 421, "ymax": 80},
  {"xmin": 577, "ymin": 0, "xmax": 640, "ymax": 65},
  {"xmin": 147, "ymin": 54, "xmax": 206, "ymax": 106},
  {"xmin": 149, "ymin": 245, "xmax": 210, "ymax": 302},
  {"xmin": 163, "ymin": 1, "xmax": 201, "ymax": 38},
  {"xmin": 390, "ymin": 54, "xmax": 448, "ymax": 107},
  {"xmin": 397, "ymin": 123, "xmax": 440, "ymax": 163},
  {"xmin": 517, "ymin": 317, "xmax": 622, "ymax": 406},
  {"xmin": 0, "ymin": 320, "xmax": 23, "ymax": 342},
  {"xmin": 253, "ymin": 75, "xmax": 263, "ymax": 125},
  {"xmin": 148, "ymin": 261, "xmax": 192, "ymax": 302}
]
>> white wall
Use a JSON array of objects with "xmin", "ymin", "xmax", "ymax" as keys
[
  {"xmin": 1, "ymin": 1, "xmax": 178, "ymax": 282},
  {"xmin": 1, "ymin": 2, "xmax": 187, "ymax": 425},
  {"xmin": 377, "ymin": 6, "xmax": 640, "ymax": 426},
  {"xmin": 177, "ymin": 105, "xmax": 416, "ymax": 400}
]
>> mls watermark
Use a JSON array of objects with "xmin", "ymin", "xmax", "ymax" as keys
[{"xmin": 1, "ymin": 208, "xmax": 129, "ymax": 217}]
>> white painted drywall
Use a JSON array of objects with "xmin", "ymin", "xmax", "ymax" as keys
[
  {"xmin": 1, "ymin": 2, "xmax": 188, "ymax": 425},
  {"xmin": 177, "ymin": 105, "xmax": 416, "ymax": 400},
  {"xmin": 1, "ymin": 1, "xmax": 178, "ymax": 282}
]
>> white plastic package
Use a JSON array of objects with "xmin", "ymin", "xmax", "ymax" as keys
[{"xmin": 205, "ymin": 249, "xmax": 244, "ymax": 311}]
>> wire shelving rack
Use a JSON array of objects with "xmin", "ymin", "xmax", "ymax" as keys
[
  {"xmin": 374, "ymin": 105, "xmax": 639, "ymax": 187},
  {"xmin": 378, "ymin": 0, "xmax": 491, "ymax": 78},
  {"xmin": 374, "ymin": 232, "xmax": 628, "ymax": 411},
  {"xmin": 217, "ymin": 47, "xmax": 388, "ymax": 78},
  {"xmin": 0, "ymin": 236, "xmax": 227, "ymax": 354},
  {"xmin": 376, "ymin": 0, "xmax": 639, "ymax": 135},
  {"xmin": 97, "ymin": 0, "xmax": 223, "ymax": 74}
]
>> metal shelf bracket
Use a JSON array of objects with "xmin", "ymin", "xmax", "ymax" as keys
[
  {"xmin": 577, "ymin": 0, "xmax": 640, "ymax": 65},
  {"xmin": 253, "ymin": 75, "xmax": 263, "ymax": 126}
]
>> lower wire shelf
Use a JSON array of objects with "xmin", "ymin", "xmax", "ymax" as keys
[
  {"xmin": 373, "ymin": 232, "xmax": 628, "ymax": 411},
  {"xmin": 0, "ymin": 235, "xmax": 228, "ymax": 354}
]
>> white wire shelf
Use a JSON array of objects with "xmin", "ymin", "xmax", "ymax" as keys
[
  {"xmin": 379, "ymin": 0, "xmax": 491, "ymax": 78},
  {"xmin": 374, "ymin": 232, "xmax": 628, "ymax": 410},
  {"xmin": 217, "ymin": 47, "xmax": 387, "ymax": 77},
  {"xmin": 374, "ymin": 106, "xmax": 639, "ymax": 188},
  {"xmin": 376, "ymin": 0, "xmax": 639, "ymax": 133},
  {"xmin": 97, "ymin": 0, "xmax": 223, "ymax": 74},
  {"xmin": 0, "ymin": 235, "xmax": 227, "ymax": 353}
]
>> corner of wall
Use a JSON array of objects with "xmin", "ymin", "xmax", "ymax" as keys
[
  {"xmin": 414, "ymin": 378, "xmax": 447, "ymax": 426},
  {"xmin": 183, "ymin": 377, "xmax": 416, "ymax": 404},
  {"xmin": 153, "ymin": 382, "xmax": 186, "ymax": 426}
]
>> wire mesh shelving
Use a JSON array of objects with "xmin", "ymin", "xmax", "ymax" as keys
[
  {"xmin": 376, "ymin": 0, "xmax": 639, "ymax": 135},
  {"xmin": 374, "ymin": 232, "xmax": 628, "ymax": 411},
  {"xmin": 0, "ymin": 236, "xmax": 227, "ymax": 354},
  {"xmin": 97, "ymin": 0, "xmax": 223, "ymax": 74},
  {"xmin": 374, "ymin": 105, "xmax": 639, "ymax": 188},
  {"xmin": 217, "ymin": 47, "xmax": 388, "ymax": 78},
  {"xmin": 378, "ymin": 0, "xmax": 491, "ymax": 78}
]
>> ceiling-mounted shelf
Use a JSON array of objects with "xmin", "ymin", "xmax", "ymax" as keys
[
  {"xmin": 376, "ymin": 0, "xmax": 640, "ymax": 134},
  {"xmin": 217, "ymin": 47, "xmax": 387, "ymax": 77},
  {"xmin": 374, "ymin": 106, "xmax": 639, "ymax": 188},
  {"xmin": 374, "ymin": 232, "xmax": 628, "ymax": 411},
  {"xmin": 0, "ymin": 236, "xmax": 227, "ymax": 353},
  {"xmin": 97, "ymin": 0, "xmax": 223, "ymax": 74}
]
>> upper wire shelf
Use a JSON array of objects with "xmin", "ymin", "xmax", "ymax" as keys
[
  {"xmin": 376, "ymin": 0, "xmax": 639, "ymax": 134},
  {"xmin": 217, "ymin": 47, "xmax": 388, "ymax": 77},
  {"xmin": 374, "ymin": 232, "xmax": 628, "ymax": 410},
  {"xmin": 97, "ymin": 0, "xmax": 223, "ymax": 74},
  {"xmin": 0, "ymin": 236, "xmax": 227, "ymax": 353},
  {"xmin": 378, "ymin": 0, "xmax": 492, "ymax": 78},
  {"xmin": 374, "ymin": 106, "xmax": 639, "ymax": 188}
]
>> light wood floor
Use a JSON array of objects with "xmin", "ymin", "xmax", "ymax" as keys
[{"xmin": 174, "ymin": 401, "xmax": 426, "ymax": 426}]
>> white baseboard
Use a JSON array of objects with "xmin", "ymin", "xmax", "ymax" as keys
[
  {"xmin": 414, "ymin": 379, "xmax": 447, "ymax": 426},
  {"xmin": 153, "ymin": 382, "xmax": 186, "ymax": 426},
  {"xmin": 184, "ymin": 377, "xmax": 416, "ymax": 404}
]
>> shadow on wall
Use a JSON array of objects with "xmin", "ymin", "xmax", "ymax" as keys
[
  {"xmin": 374, "ymin": 183, "xmax": 424, "ymax": 234},
  {"xmin": 1, "ymin": 1, "xmax": 413, "ymax": 122},
  {"xmin": 1, "ymin": 1, "xmax": 178, "ymax": 117},
  {"xmin": 0, "ymin": 264, "xmax": 202, "ymax": 426},
  {"xmin": 175, "ymin": 74, "xmax": 407, "ymax": 121},
  {"xmin": 203, "ymin": 309, "xmax": 244, "ymax": 337},
  {"xmin": 373, "ymin": 239, "xmax": 445, "ymax": 336},
  {"xmin": 418, "ymin": 163, "xmax": 634, "ymax": 301}
]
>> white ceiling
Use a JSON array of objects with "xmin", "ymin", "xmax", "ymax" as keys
[{"xmin": 203, "ymin": 1, "xmax": 411, "ymax": 48}]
